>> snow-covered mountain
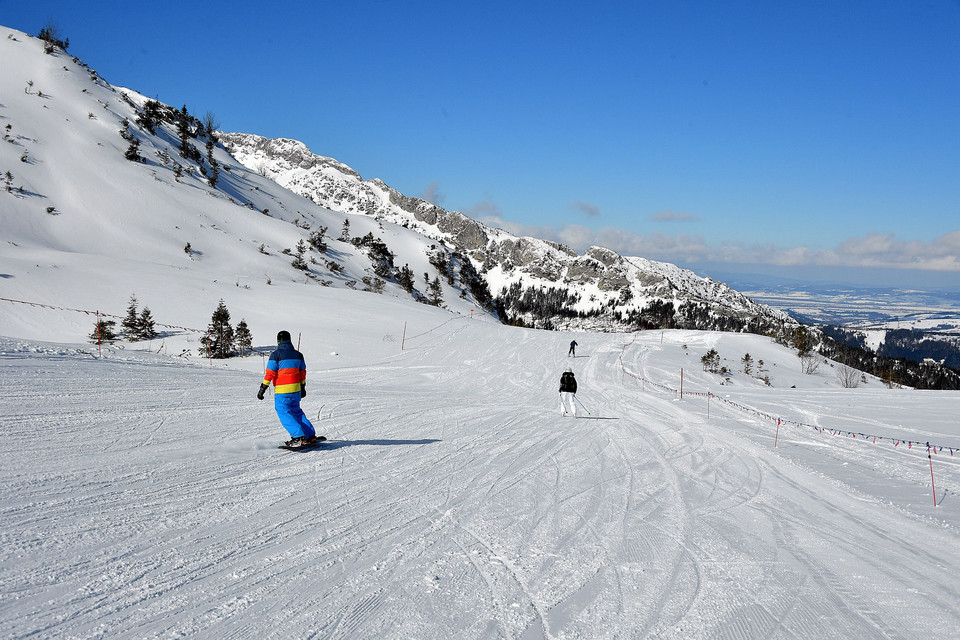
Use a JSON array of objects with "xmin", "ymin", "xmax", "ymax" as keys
[
  {"xmin": 220, "ymin": 132, "xmax": 793, "ymax": 333},
  {"xmin": 0, "ymin": 26, "xmax": 491, "ymax": 347}
]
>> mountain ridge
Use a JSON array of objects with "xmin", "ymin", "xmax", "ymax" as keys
[{"xmin": 220, "ymin": 131, "xmax": 794, "ymax": 334}]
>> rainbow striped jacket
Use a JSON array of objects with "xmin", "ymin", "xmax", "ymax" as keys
[{"xmin": 262, "ymin": 340, "xmax": 307, "ymax": 395}]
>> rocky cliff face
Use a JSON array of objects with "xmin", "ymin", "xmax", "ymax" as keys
[{"xmin": 221, "ymin": 132, "xmax": 795, "ymax": 334}]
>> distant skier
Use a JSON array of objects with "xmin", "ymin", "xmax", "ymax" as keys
[
  {"xmin": 568, "ymin": 340, "xmax": 578, "ymax": 357},
  {"xmin": 559, "ymin": 368, "xmax": 578, "ymax": 417},
  {"xmin": 258, "ymin": 330, "xmax": 318, "ymax": 448}
]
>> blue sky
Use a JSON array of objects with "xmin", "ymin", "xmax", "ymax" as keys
[{"xmin": 4, "ymin": 1, "xmax": 959, "ymax": 288}]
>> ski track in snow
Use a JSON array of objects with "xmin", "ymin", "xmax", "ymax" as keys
[{"xmin": 2, "ymin": 327, "xmax": 959, "ymax": 639}]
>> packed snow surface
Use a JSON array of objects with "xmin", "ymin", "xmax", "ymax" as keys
[{"xmin": 2, "ymin": 317, "xmax": 959, "ymax": 639}]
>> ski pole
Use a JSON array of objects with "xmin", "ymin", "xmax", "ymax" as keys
[{"xmin": 574, "ymin": 395, "xmax": 592, "ymax": 415}]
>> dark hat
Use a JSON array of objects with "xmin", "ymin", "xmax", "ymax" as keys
[{"xmin": 277, "ymin": 330, "xmax": 292, "ymax": 343}]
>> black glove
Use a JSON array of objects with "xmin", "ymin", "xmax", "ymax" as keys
[
  {"xmin": 257, "ymin": 383, "xmax": 268, "ymax": 400},
  {"xmin": 300, "ymin": 382, "xmax": 306, "ymax": 399}
]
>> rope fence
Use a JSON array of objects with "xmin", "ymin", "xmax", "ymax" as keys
[
  {"xmin": 615, "ymin": 336, "xmax": 957, "ymax": 506},
  {"xmin": 0, "ymin": 296, "xmax": 206, "ymax": 333}
]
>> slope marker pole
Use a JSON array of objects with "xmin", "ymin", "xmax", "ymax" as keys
[{"xmin": 928, "ymin": 444, "xmax": 938, "ymax": 507}]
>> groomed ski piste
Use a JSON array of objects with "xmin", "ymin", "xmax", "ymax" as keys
[{"xmin": 2, "ymin": 296, "xmax": 959, "ymax": 639}]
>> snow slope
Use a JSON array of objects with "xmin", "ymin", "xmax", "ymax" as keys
[
  {"xmin": 0, "ymin": 25, "xmax": 485, "ymax": 348},
  {"xmin": 2, "ymin": 311, "xmax": 959, "ymax": 639}
]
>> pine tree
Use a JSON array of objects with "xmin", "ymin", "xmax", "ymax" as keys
[
  {"xmin": 428, "ymin": 277, "xmax": 444, "ymax": 306},
  {"xmin": 398, "ymin": 264, "xmax": 415, "ymax": 293},
  {"xmin": 89, "ymin": 319, "xmax": 117, "ymax": 344},
  {"xmin": 701, "ymin": 348, "xmax": 720, "ymax": 373},
  {"xmin": 199, "ymin": 299, "xmax": 235, "ymax": 358},
  {"xmin": 124, "ymin": 138, "xmax": 143, "ymax": 162},
  {"xmin": 204, "ymin": 116, "xmax": 219, "ymax": 188},
  {"xmin": 177, "ymin": 105, "xmax": 192, "ymax": 159},
  {"xmin": 292, "ymin": 240, "xmax": 308, "ymax": 270},
  {"xmin": 234, "ymin": 319, "xmax": 253, "ymax": 356},
  {"xmin": 741, "ymin": 353, "xmax": 753, "ymax": 376},
  {"xmin": 339, "ymin": 218, "xmax": 351, "ymax": 242},
  {"xmin": 136, "ymin": 99, "xmax": 162, "ymax": 135},
  {"xmin": 308, "ymin": 226, "xmax": 328, "ymax": 253},
  {"xmin": 119, "ymin": 118, "xmax": 134, "ymax": 142},
  {"xmin": 138, "ymin": 307, "xmax": 158, "ymax": 340},
  {"xmin": 122, "ymin": 295, "xmax": 140, "ymax": 338},
  {"xmin": 38, "ymin": 23, "xmax": 69, "ymax": 53}
]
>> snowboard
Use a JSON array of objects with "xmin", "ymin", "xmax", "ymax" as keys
[{"xmin": 278, "ymin": 435, "xmax": 327, "ymax": 451}]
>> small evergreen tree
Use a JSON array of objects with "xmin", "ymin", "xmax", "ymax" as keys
[
  {"xmin": 309, "ymin": 227, "xmax": 328, "ymax": 253},
  {"xmin": 234, "ymin": 319, "xmax": 253, "ymax": 356},
  {"xmin": 203, "ymin": 112, "xmax": 220, "ymax": 188},
  {"xmin": 119, "ymin": 118, "xmax": 134, "ymax": 142},
  {"xmin": 428, "ymin": 277, "xmax": 444, "ymax": 306},
  {"xmin": 124, "ymin": 138, "xmax": 143, "ymax": 162},
  {"xmin": 89, "ymin": 319, "xmax": 117, "ymax": 344},
  {"xmin": 199, "ymin": 299, "xmax": 235, "ymax": 358},
  {"xmin": 701, "ymin": 348, "xmax": 720, "ymax": 373},
  {"xmin": 741, "ymin": 353, "xmax": 753, "ymax": 376},
  {"xmin": 792, "ymin": 326, "xmax": 812, "ymax": 357},
  {"xmin": 177, "ymin": 105, "xmax": 192, "ymax": 159},
  {"xmin": 339, "ymin": 218, "xmax": 350, "ymax": 242},
  {"xmin": 138, "ymin": 307, "xmax": 158, "ymax": 340},
  {"xmin": 207, "ymin": 154, "xmax": 219, "ymax": 187},
  {"xmin": 122, "ymin": 295, "xmax": 140, "ymax": 338},
  {"xmin": 38, "ymin": 23, "xmax": 69, "ymax": 53},
  {"xmin": 397, "ymin": 264, "xmax": 415, "ymax": 293},
  {"xmin": 292, "ymin": 239, "xmax": 308, "ymax": 270},
  {"xmin": 136, "ymin": 99, "xmax": 162, "ymax": 135}
]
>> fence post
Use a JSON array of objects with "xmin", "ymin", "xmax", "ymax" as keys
[{"xmin": 928, "ymin": 443, "xmax": 938, "ymax": 507}]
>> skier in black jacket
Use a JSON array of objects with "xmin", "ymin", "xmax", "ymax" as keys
[{"xmin": 559, "ymin": 368, "xmax": 578, "ymax": 417}]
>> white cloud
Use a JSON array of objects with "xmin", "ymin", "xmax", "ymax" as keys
[
  {"xmin": 420, "ymin": 182, "xmax": 445, "ymax": 206},
  {"xmin": 473, "ymin": 202, "xmax": 960, "ymax": 272},
  {"xmin": 650, "ymin": 210, "xmax": 701, "ymax": 223},
  {"xmin": 572, "ymin": 201, "xmax": 600, "ymax": 217},
  {"xmin": 481, "ymin": 216, "xmax": 960, "ymax": 273}
]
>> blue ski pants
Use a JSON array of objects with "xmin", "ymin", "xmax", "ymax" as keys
[{"xmin": 274, "ymin": 392, "xmax": 316, "ymax": 438}]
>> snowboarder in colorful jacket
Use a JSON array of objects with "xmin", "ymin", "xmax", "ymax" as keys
[
  {"xmin": 559, "ymin": 368, "xmax": 578, "ymax": 417},
  {"xmin": 258, "ymin": 330, "xmax": 317, "ymax": 447}
]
